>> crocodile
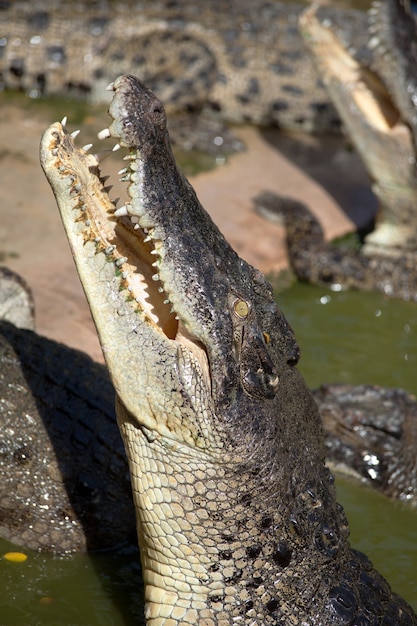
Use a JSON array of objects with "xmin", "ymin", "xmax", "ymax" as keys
[
  {"xmin": 299, "ymin": 0, "xmax": 417, "ymax": 257},
  {"xmin": 313, "ymin": 384, "xmax": 417, "ymax": 507},
  {"xmin": 253, "ymin": 1, "xmax": 417, "ymax": 293},
  {"xmin": 254, "ymin": 191, "xmax": 417, "ymax": 300},
  {"xmin": 0, "ymin": 266, "xmax": 136, "ymax": 553},
  {"xmin": 40, "ymin": 74, "xmax": 417, "ymax": 624},
  {"xmin": 1, "ymin": 0, "xmax": 371, "ymax": 138}
]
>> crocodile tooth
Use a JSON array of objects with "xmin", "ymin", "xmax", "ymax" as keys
[
  {"xmin": 106, "ymin": 81, "xmax": 115, "ymax": 91},
  {"xmin": 82, "ymin": 143, "xmax": 93, "ymax": 152},
  {"xmin": 134, "ymin": 224, "xmax": 140, "ymax": 230},
  {"xmin": 61, "ymin": 116, "xmax": 68, "ymax": 127},
  {"xmin": 143, "ymin": 235, "xmax": 152, "ymax": 243},
  {"xmin": 115, "ymin": 257, "xmax": 127, "ymax": 267},
  {"xmin": 121, "ymin": 271, "xmax": 128, "ymax": 279},
  {"xmin": 150, "ymin": 250, "xmax": 158, "ymax": 255},
  {"xmin": 97, "ymin": 128, "xmax": 111, "ymax": 140},
  {"xmin": 158, "ymin": 287, "xmax": 164, "ymax": 293},
  {"xmin": 112, "ymin": 143, "xmax": 121, "ymax": 152},
  {"xmin": 104, "ymin": 245, "xmax": 115, "ymax": 255},
  {"xmin": 113, "ymin": 197, "xmax": 120, "ymax": 207},
  {"xmin": 70, "ymin": 129, "xmax": 80, "ymax": 139},
  {"xmin": 367, "ymin": 36, "xmax": 380, "ymax": 50},
  {"xmin": 104, "ymin": 185, "xmax": 113, "ymax": 193},
  {"xmin": 151, "ymin": 273, "xmax": 160, "ymax": 281},
  {"xmin": 118, "ymin": 168, "xmax": 128, "ymax": 176},
  {"xmin": 163, "ymin": 299, "xmax": 170, "ymax": 305},
  {"xmin": 114, "ymin": 205, "xmax": 129, "ymax": 217}
]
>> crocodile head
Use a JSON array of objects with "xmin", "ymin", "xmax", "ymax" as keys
[
  {"xmin": 41, "ymin": 75, "xmax": 303, "ymax": 460},
  {"xmin": 40, "ymin": 75, "xmax": 416, "ymax": 624}
]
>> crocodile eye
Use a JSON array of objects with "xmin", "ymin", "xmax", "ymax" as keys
[
  {"xmin": 263, "ymin": 331, "xmax": 271, "ymax": 344},
  {"xmin": 234, "ymin": 299, "xmax": 249, "ymax": 318}
]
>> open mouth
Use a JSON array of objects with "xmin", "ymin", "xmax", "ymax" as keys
[
  {"xmin": 40, "ymin": 76, "xmax": 217, "ymax": 407},
  {"xmin": 299, "ymin": 6, "xmax": 402, "ymax": 135},
  {"xmin": 41, "ymin": 100, "xmax": 179, "ymax": 342}
]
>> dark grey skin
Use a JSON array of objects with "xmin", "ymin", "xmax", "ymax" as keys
[
  {"xmin": 254, "ymin": 191, "xmax": 417, "ymax": 301},
  {"xmin": 368, "ymin": 0, "xmax": 417, "ymax": 151},
  {"xmin": 0, "ymin": 319, "xmax": 135, "ymax": 553},
  {"xmin": 0, "ymin": 1, "xmax": 369, "ymax": 138},
  {"xmin": 314, "ymin": 384, "xmax": 417, "ymax": 507},
  {"xmin": 41, "ymin": 75, "xmax": 417, "ymax": 623}
]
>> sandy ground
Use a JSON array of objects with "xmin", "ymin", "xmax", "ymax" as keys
[{"xmin": 0, "ymin": 98, "xmax": 374, "ymax": 362}]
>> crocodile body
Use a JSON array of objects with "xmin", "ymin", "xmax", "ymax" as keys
[
  {"xmin": 299, "ymin": 0, "xmax": 417, "ymax": 258},
  {"xmin": 0, "ymin": 267, "xmax": 135, "ymax": 552},
  {"xmin": 0, "ymin": 0, "xmax": 371, "ymax": 133},
  {"xmin": 314, "ymin": 384, "xmax": 417, "ymax": 507},
  {"xmin": 41, "ymin": 75, "xmax": 416, "ymax": 624},
  {"xmin": 254, "ymin": 191, "xmax": 417, "ymax": 300}
]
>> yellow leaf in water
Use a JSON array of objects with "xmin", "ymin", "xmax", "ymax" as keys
[{"xmin": 3, "ymin": 551, "xmax": 28, "ymax": 563}]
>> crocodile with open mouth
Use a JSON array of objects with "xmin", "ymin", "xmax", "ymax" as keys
[
  {"xmin": 40, "ymin": 74, "xmax": 417, "ymax": 624},
  {"xmin": 256, "ymin": 0, "xmax": 417, "ymax": 295}
]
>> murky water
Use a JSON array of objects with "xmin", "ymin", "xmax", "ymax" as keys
[
  {"xmin": 277, "ymin": 282, "xmax": 417, "ymax": 607},
  {"xmin": 278, "ymin": 282, "xmax": 417, "ymax": 395},
  {"xmin": 1, "ymin": 284, "xmax": 416, "ymax": 623}
]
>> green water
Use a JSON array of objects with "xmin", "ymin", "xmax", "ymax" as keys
[
  {"xmin": 1, "ymin": 283, "xmax": 416, "ymax": 622},
  {"xmin": 277, "ymin": 282, "xmax": 417, "ymax": 395},
  {"xmin": 277, "ymin": 282, "xmax": 417, "ymax": 608}
]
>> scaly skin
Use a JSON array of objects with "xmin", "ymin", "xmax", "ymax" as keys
[
  {"xmin": 299, "ymin": 1, "xmax": 417, "ymax": 256},
  {"xmin": 314, "ymin": 384, "xmax": 417, "ymax": 507},
  {"xmin": 0, "ymin": 318, "xmax": 135, "ymax": 553},
  {"xmin": 1, "ymin": 0, "xmax": 371, "ymax": 133},
  {"xmin": 40, "ymin": 75, "xmax": 417, "ymax": 624},
  {"xmin": 253, "ymin": 191, "xmax": 417, "ymax": 301}
]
